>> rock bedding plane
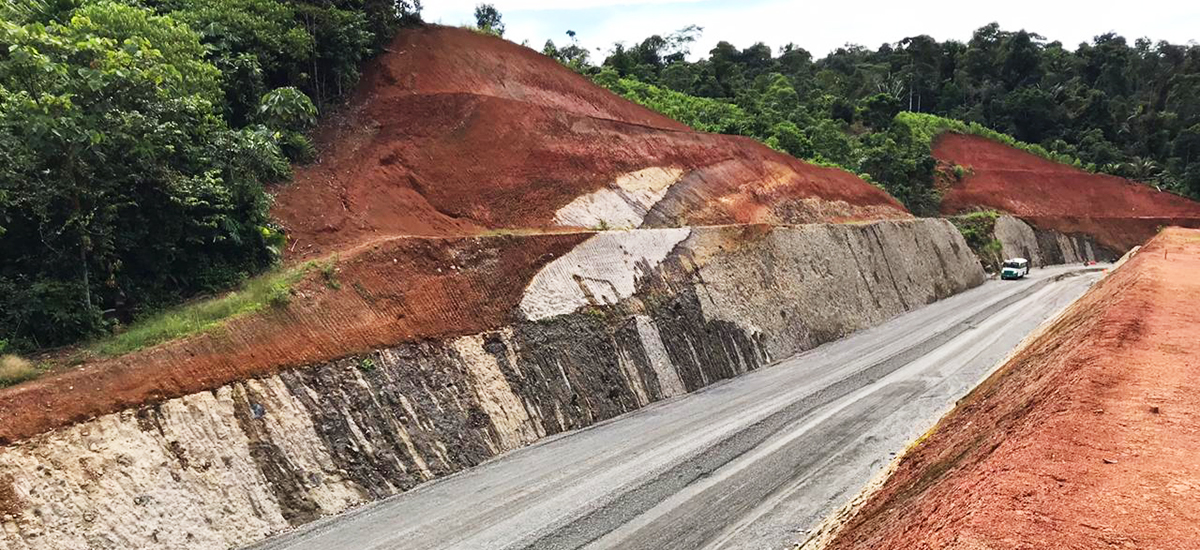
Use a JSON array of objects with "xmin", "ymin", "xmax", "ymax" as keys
[{"xmin": 0, "ymin": 221, "xmax": 985, "ymax": 550}]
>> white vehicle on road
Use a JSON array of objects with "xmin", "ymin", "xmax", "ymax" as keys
[{"xmin": 1001, "ymin": 258, "xmax": 1030, "ymax": 280}]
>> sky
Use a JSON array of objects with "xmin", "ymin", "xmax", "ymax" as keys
[{"xmin": 422, "ymin": 0, "xmax": 1200, "ymax": 61}]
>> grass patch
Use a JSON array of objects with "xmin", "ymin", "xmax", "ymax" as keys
[
  {"xmin": 948, "ymin": 210, "xmax": 1005, "ymax": 272},
  {"xmin": 320, "ymin": 256, "xmax": 341, "ymax": 290},
  {"xmin": 90, "ymin": 263, "xmax": 317, "ymax": 357},
  {"xmin": 0, "ymin": 355, "xmax": 40, "ymax": 388}
]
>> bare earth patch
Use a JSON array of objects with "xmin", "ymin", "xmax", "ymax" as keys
[
  {"xmin": 818, "ymin": 227, "xmax": 1200, "ymax": 550},
  {"xmin": 935, "ymin": 133, "xmax": 1200, "ymax": 252}
]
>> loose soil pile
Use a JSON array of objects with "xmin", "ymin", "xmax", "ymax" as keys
[
  {"xmin": 935, "ymin": 133, "xmax": 1200, "ymax": 251},
  {"xmin": 822, "ymin": 227, "xmax": 1200, "ymax": 549},
  {"xmin": 271, "ymin": 25, "xmax": 906, "ymax": 259}
]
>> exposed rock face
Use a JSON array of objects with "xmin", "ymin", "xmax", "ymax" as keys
[
  {"xmin": 0, "ymin": 220, "xmax": 983, "ymax": 550},
  {"xmin": 992, "ymin": 215, "xmax": 1118, "ymax": 266}
]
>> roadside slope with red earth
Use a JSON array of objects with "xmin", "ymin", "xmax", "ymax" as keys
[
  {"xmin": 936, "ymin": 133, "xmax": 1200, "ymax": 252},
  {"xmin": 271, "ymin": 25, "xmax": 908, "ymax": 258},
  {"xmin": 821, "ymin": 227, "xmax": 1200, "ymax": 549},
  {"xmin": 0, "ymin": 26, "xmax": 909, "ymax": 444}
]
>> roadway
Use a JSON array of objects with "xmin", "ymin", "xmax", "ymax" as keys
[{"xmin": 251, "ymin": 265, "xmax": 1105, "ymax": 550}]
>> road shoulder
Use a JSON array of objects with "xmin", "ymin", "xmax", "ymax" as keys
[{"xmin": 807, "ymin": 227, "xmax": 1200, "ymax": 549}]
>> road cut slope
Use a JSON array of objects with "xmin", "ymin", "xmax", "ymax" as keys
[
  {"xmin": 242, "ymin": 266, "xmax": 1101, "ymax": 550},
  {"xmin": 935, "ymin": 133, "xmax": 1200, "ymax": 252},
  {"xmin": 270, "ymin": 25, "xmax": 908, "ymax": 259},
  {"xmin": 816, "ymin": 227, "xmax": 1200, "ymax": 549},
  {"xmin": 0, "ymin": 24, "xmax": 915, "ymax": 448},
  {"xmin": 0, "ymin": 220, "xmax": 983, "ymax": 550}
]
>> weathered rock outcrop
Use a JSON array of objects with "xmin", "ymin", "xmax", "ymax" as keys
[
  {"xmin": 992, "ymin": 216, "xmax": 1118, "ymax": 266},
  {"xmin": 0, "ymin": 220, "xmax": 983, "ymax": 550}
]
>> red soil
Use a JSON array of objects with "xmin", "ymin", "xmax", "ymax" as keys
[
  {"xmin": 935, "ymin": 133, "xmax": 1200, "ymax": 251},
  {"xmin": 0, "ymin": 233, "xmax": 587, "ymax": 444},
  {"xmin": 824, "ymin": 227, "xmax": 1200, "ymax": 550},
  {"xmin": 0, "ymin": 25, "xmax": 908, "ymax": 445},
  {"xmin": 271, "ymin": 25, "xmax": 906, "ymax": 259}
]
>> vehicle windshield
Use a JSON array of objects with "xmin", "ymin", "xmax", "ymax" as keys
[{"xmin": 1003, "ymin": 261, "xmax": 1023, "ymax": 269}]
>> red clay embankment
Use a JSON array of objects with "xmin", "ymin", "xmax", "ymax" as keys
[
  {"xmin": 821, "ymin": 227, "xmax": 1200, "ymax": 549},
  {"xmin": 0, "ymin": 25, "xmax": 912, "ymax": 445},
  {"xmin": 0, "ymin": 233, "xmax": 587, "ymax": 445},
  {"xmin": 271, "ymin": 25, "xmax": 907, "ymax": 259},
  {"xmin": 935, "ymin": 133, "xmax": 1200, "ymax": 252}
]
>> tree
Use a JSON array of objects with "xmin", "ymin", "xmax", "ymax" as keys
[
  {"xmin": 594, "ymin": 22, "xmax": 1200, "ymax": 203},
  {"xmin": 543, "ymin": 30, "xmax": 592, "ymax": 74},
  {"xmin": 0, "ymin": 1, "xmax": 285, "ymax": 347},
  {"xmin": 474, "ymin": 4, "xmax": 504, "ymax": 37},
  {"xmin": 767, "ymin": 121, "xmax": 813, "ymax": 159},
  {"xmin": 1000, "ymin": 86, "xmax": 1063, "ymax": 143},
  {"xmin": 660, "ymin": 62, "xmax": 696, "ymax": 92},
  {"xmin": 999, "ymin": 30, "xmax": 1044, "ymax": 88},
  {"xmin": 859, "ymin": 93, "xmax": 902, "ymax": 129}
]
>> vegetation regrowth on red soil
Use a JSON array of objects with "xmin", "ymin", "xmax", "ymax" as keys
[
  {"xmin": 271, "ymin": 25, "xmax": 907, "ymax": 259},
  {"xmin": 936, "ymin": 133, "xmax": 1200, "ymax": 251},
  {"xmin": 824, "ymin": 227, "xmax": 1200, "ymax": 549}
]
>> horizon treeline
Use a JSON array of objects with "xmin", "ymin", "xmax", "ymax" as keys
[{"xmin": 542, "ymin": 22, "xmax": 1200, "ymax": 210}]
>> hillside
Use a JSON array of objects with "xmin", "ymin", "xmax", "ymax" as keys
[
  {"xmin": 271, "ymin": 26, "xmax": 908, "ymax": 258},
  {"xmin": 0, "ymin": 25, "xmax": 909, "ymax": 443},
  {"xmin": 936, "ymin": 133, "xmax": 1200, "ymax": 251}
]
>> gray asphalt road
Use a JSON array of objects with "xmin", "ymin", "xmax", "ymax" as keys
[{"xmin": 250, "ymin": 266, "xmax": 1104, "ymax": 550}]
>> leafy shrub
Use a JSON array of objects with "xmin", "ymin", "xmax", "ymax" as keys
[
  {"xmin": 258, "ymin": 87, "xmax": 317, "ymax": 132},
  {"xmin": 319, "ymin": 257, "xmax": 341, "ymax": 290},
  {"xmin": 602, "ymin": 77, "xmax": 752, "ymax": 135}
]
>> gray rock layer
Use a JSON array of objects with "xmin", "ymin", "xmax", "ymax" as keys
[
  {"xmin": 993, "ymin": 215, "xmax": 1118, "ymax": 266},
  {"xmin": 0, "ymin": 220, "xmax": 984, "ymax": 550}
]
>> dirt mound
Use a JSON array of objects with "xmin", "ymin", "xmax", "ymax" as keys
[
  {"xmin": 821, "ymin": 227, "xmax": 1200, "ymax": 549},
  {"xmin": 271, "ymin": 26, "xmax": 907, "ymax": 259},
  {"xmin": 935, "ymin": 133, "xmax": 1200, "ymax": 251}
]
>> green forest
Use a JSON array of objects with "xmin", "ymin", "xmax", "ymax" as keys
[
  {"xmin": 0, "ymin": 0, "xmax": 420, "ymax": 350},
  {"xmin": 3, "ymin": 1, "xmax": 1200, "ymax": 353},
  {"xmin": 544, "ymin": 23, "xmax": 1200, "ymax": 212}
]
